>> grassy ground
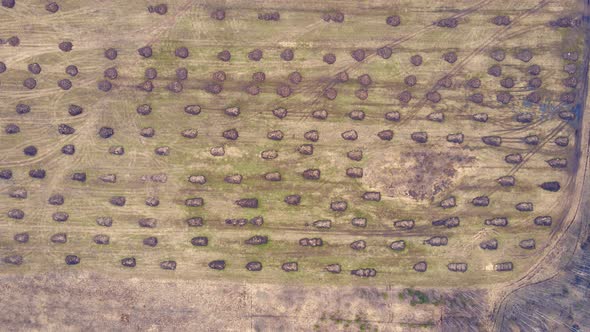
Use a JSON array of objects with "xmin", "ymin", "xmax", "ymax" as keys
[{"xmin": 0, "ymin": 0, "xmax": 584, "ymax": 288}]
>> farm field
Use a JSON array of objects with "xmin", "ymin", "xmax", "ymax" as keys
[{"xmin": 0, "ymin": 0, "xmax": 589, "ymax": 330}]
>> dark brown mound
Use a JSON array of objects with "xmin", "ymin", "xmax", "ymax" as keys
[
  {"xmin": 0, "ymin": 169, "xmax": 13, "ymax": 179},
  {"xmin": 390, "ymin": 240, "xmax": 406, "ymax": 251},
  {"xmin": 65, "ymin": 65, "xmax": 78, "ymax": 77},
  {"xmin": 71, "ymin": 172, "xmax": 86, "ymax": 182},
  {"xmin": 136, "ymin": 104, "xmax": 152, "ymax": 116},
  {"xmin": 324, "ymin": 87, "xmax": 337, "ymax": 100},
  {"xmin": 211, "ymin": 9, "xmax": 225, "ymax": 20},
  {"xmin": 93, "ymin": 234, "xmax": 110, "ymax": 245},
  {"xmin": 151, "ymin": 4, "xmax": 168, "ymax": 15},
  {"xmin": 191, "ymin": 236, "xmax": 208, "ymax": 246},
  {"xmin": 378, "ymin": 130, "xmax": 394, "ymax": 141},
  {"xmin": 346, "ymin": 150, "xmax": 363, "ymax": 162},
  {"xmin": 0, "ymin": 62, "xmax": 6, "ymax": 73},
  {"xmin": 439, "ymin": 196, "xmax": 456, "ymax": 209},
  {"xmin": 222, "ymin": 128, "xmax": 239, "ymax": 140},
  {"xmin": 244, "ymin": 85, "xmax": 259, "ymax": 95},
  {"xmin": 351, "ymin": 268, "xmax": 376, "ymax": 277},
  {"xmin": 144, "ymin": 67, "xmax": 157, "ymax": 80},
  {"xmin": 248, "ymin": 49, "xmax": 263, "ymax": 61},
  {"xmin": 145, "ymin": 196, "xmax": 160, "ymax": 207},
  {"xmin": 555, "ymin": 136, "xmax": 569, "ymax": 147},
  {"xmin": 534, "ymin": 216, "xmax": 552, "ymax": 226},
  {"xmin": 386, "ymin": 15, "xmax": 401, "ymax": 26},
  {"xmin": 442, "ymin": 51, "xmax": 457, "ymax": 63},
  {"xmin": 350, "ymin": 240, "xmax": 366, "ymax": 250},
  {"xmin": 261, "ymin": 150, "xmax": 278, "ymax": 159},
  {"xmin": 482, "ymin": 135, "xmax": 502, "ymax": 146},
  {"xmin": 58, "ymin": 124, "xmax": 75, "ymax": 135},
  {"xmin": 540, "ymin": 181, "xmax": 560, "ymax": 192},
  {"xmin": 23, "ymin": 78, "xmax": 37, "ymax": 89},
  {"xmin": 426, "ymin": 91, "xmax": 441, "ymax": 103},
  {"xmin": 264, "ymin": 172, "xmax": 281, "ymax": 181},
  {"xmin": 519, "ymin": 239, "xmax": 535, "ymax": 249},
  {"xmin": 302, "ymin": 169, "xmax": 320, "ymax": 180},
  {"xmin": 494, "ymin": 262, "xmax": 513, "ymax": 272},
  {"xmin": 224, "ymin": 174, "xmax": 242, "ymax": 184},
  {"xmin": 45, "ymin": 2, "xmax": 59, "ymax": 14},
  {"xmin": 29, "ymin": 169, "xmax": 46, "ymax": 179},
  {"xmin": 144, "ymin": 237, "xmax": 158, "ymax": 247},
  {"xmin": 7, "ymin": 209, "xmax": 24, "ymax": 219},
  {"xmin": 67, "ymin": 104, "xmax": 83, "ymax": 116},
  {"xmin": 352, "ymin": 218, "xmax": 367, "ymax": 227},
  {"xmin": 398, "ymin": 90, "xmax": 412, "ymax": 103},
  {"xmin": 516, "ymin": 112, "xmax": 533, "ymax": 123},
  {"xmin": 97, "ymin": 80, "xmax": 112, "ymax": 92},
  {"xmin": 323, "ymin": 53, "xmax": 336, "ymax": 64},
  {"xmin": 160, "ymin": 261, "xmax": 176, "ymax": 270},
  {"xmin": 427, "ymin": 112, "xmax": 444, "ymax": 122},
  {"xmin": 523, "ymin": 135, "xmax": 541, "ymax": 145},
  {"xmin": 410, "ymin": 54, "xmax": 422, "ymax": 67},
  {"xmin": 5, "ymin": 124, "xmax": 19, "ymax": 134},
  {"xmin": 59, "ymin": 41, "xmax": 73, "ymax": 52},
  {"xmin": 346, "ymin": 167, "xmax": 363, "ymax": 178},
  {"xmin": 98, "ymin": 126, "xmax": 114, "ymax": 138},
  {"xmin": 252, "ymin": 71, "xmax": 265, "ymax": 82},
  {"xmin": 336, "ymin": 71, "xmax": 349, "ymax": 82},
  {"xmin": 51, "ymin": 233, "xmax": 67, "ymax": 243},
  {"xmin": 225, "ymin": 218, "xmax": 247, "ymax": 226},
  {"xmin": 246, "ymin": 262, "xmax": 262, "ymax": 271},
  {"xmin": 1, "ymin": 0, "xmax": 14, "ymax": 8},
  {"xmin": 48, "ymin": 194, "xmax": 65, "ymax": 205},
  {"xmin": 6, "ymin": 36, "xmax": 19, "ymax": 46},
  {"xmin": 109, "ymin": 196, "xmax": 126, "ymax": 206},
  {"xmin": 312, "ymin": 109, "xmax": 328, "ymax": 120},
  {"xmin": 140, "ymin": 127, "xmax": 155, "ymax": 137},
  {"xmin": 497, "ymin": 176, "xmax": 515, "ymax": 187},
  {"xmin": 362, "ymin": 192, "xmax": 381, "ymax": 201},
  {"xmin": 496, "ymin": 91, "xmax": 512, "ymax": 104},
  {"xmin": 341, "ymin": 129, "xmax": 358, "ymax": 140},
  {"xmin": 61, "ymin": 145, "xmax": 75, "ymax": 155},
  {"xmin": 351, "ymin": 49, "xmax": 366, "ymax": 62},
  {"xmin": 563, "ymin": 76, "xmax": 577, "ymax": 88},
  {"xmin": 235, "ymin": 198, "xmax": 258, "ymax": 208},
  {"xmin": 436, "ymin": 17, "xmax": 458, "ymax": 28},
  {"xmin": 492, "ymin": 15, "xmax": 511, "ymax": 26},
  {"xmin": 16, "ymin": 103, "xmax": 30, "ymax": 114},
  {"xmin": 385, "ymin": 111, "xmax": 400, "ymax": 122},
  {"xmin": 355, "ymin": 89, "xmax": 368, "ymax": 100},
  {"xmin": 121, "ymin": 257, "xmax": 136, "ymax": 267},
  {"xmin": 529, "ymin": 77, "xmax": 543, "ymax": 88},
  {"xmin": 217, "ymin": 50, "xmax": 231, "ymax": 62},
  {"xmin": 14, "ymin": 232, "xmax": 29, "ymax": 243},
  {"xmin": 413, "ymin": 261, "xmax": 427, "ymax": 272},
  {"xmin": 404, "ymin": 75, "xmax": 417, "ymax": 87},
  {"xmin": 103, "ymin": 67, "xmax": 117, "ymax": 79},
  {"xmin": 500, "ymin": 77, "xmax": 514, "ymax": 88},
  {"xmin": 9, "ymin": 188, "xmax": 27, "ymax": 199},
  {"xmin": 250, "ymin": 216, "xmax": 263, "ymax": 226},
  {"xmin": 560, "ymin": 92, "xmax": 576, "ymax": 104},
  {"xmin": 28, "ymin": 63, "xmax": 41, "ymax": 74},
  {"xmin": 276, "ymin": 85, "xmax": 292, "ymax": 97},
  {"xmin": 137, "ymin": 46, "xmax": 152, "ymax": 58},
  {"xmin": 96, "ymin": 217, "xmax": 113, "ymax": 227},
  {"xmin": 168, "ymin": 81, "xmax": 183, "ymax": 93},
  {"xmin": 349, "ymin": 110, "xmax": 365, "ymax": 120},
  {"xmin": 377, "ymin": 46, "xmax": 393, "ymax": 59},
  {"xmin": 245, "ymin": 235, "xmax": 268, "ymax": 245},
  {"xmin": 65, "ymin": 255, "xmax": 80, "ymax": 265},
  {"xmin": 468, "ymin": 93, "xmax": 484, "ymax": 104},
  {"xmin": 546, "ymin": 158, "xmax": 567, "ymax": 168},
  {"xmin": 258, "ymin": 11, "xmax": 280, "ymax": 21},
  {"xmin": 58, "ymin": 78, "xmax": 72, "ymax": 90},
  {"xmin": 154, "ymin": 146, "xmax": 170, "ymax": 156},
  {"xmin": 562, "ymin": 51, "xmax": 578, "ymax": 61},
  {"xmin": 175, "ymin": 46, "xmax": 189, "ymax": 58},
  {"xmin": 437, "ymin": 76, "xmax": 452, "ymax": 88},
  {"xmin": 176, "ymin": 67, "xmax": 188, "ymax": 80},
  {"xmin": 181, "ymin": 129, "xmax": 198, "ymax": 139},
  {"xmin": 424, "ymin": 236, "xmax": 448, "ymax": 246},
  {"xmin": 505, "ymin": 153, "xmax": 523, "ymax": 164},
  {"xmin": 184, "ymin": 104, "xmax": 201, "ymax": 115},
  {"xmin": 211, "ymin": 70, "xmax": 226, "ymax": 82},
  {"xmin": 186, "ymin": 217, "xmax": 204, "ymax": 227},
  {"xmin": 411, "ymin": 131, "xmax": 428, "ymax": 143},
  {"xmin": 288, "ymin": 71, "xmax": 302, "ymax": 85},
  {"xmin": 466, "ymin": 78, "xmax": 481, "ymax": 88},
  {"xmin": 280, "ymin": 48, "xmax": 294, "ymax": 61},
  {"xmin": 515, "ymin": 49, "xmax": 533, "ymax": 62},
  {"xmin": 490, "ymin": 49, "xmax": 505, "ymax": 61},
  {"xmin": 330, "ymin": 201, "xmax": 347, "ymax": 212},
  {"xmin": 515, "ymin": 202, "xmax": 533, "ymax": 212},
  {"xmin": 472, "ymin": 195, "xmax": 490, "ymax": 206},
  {"xmin": 564, "ymin": 63, "xmax": 576, "ymax": 74},
  {"xmin": 282, "ymin": 262, "xmax": 298, "ymax": 272},
  {"xmin": 358, "ymin": 74, "xmax": 372, "ymax": 86},
  {"xmin": 304, "ymin": 130, "xmax": 319, "ymax": 142},
  {"xmin": 480, "ymin": 239, "xmax": 498, "ymax": 250},
  {"xmin": 297, "ymin": 144, "xmax": 313, "ymax": 156},
  {"xmin": 488, "ymin": 65, "xmax": 502, "ymax": 77},
  {"xmin": 104, "ymin": 48, "xmax": 117, "ymax": 60},
  {"xmin": 528, "ymin": 64, "xmax": 541, "ymax": 75}
]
